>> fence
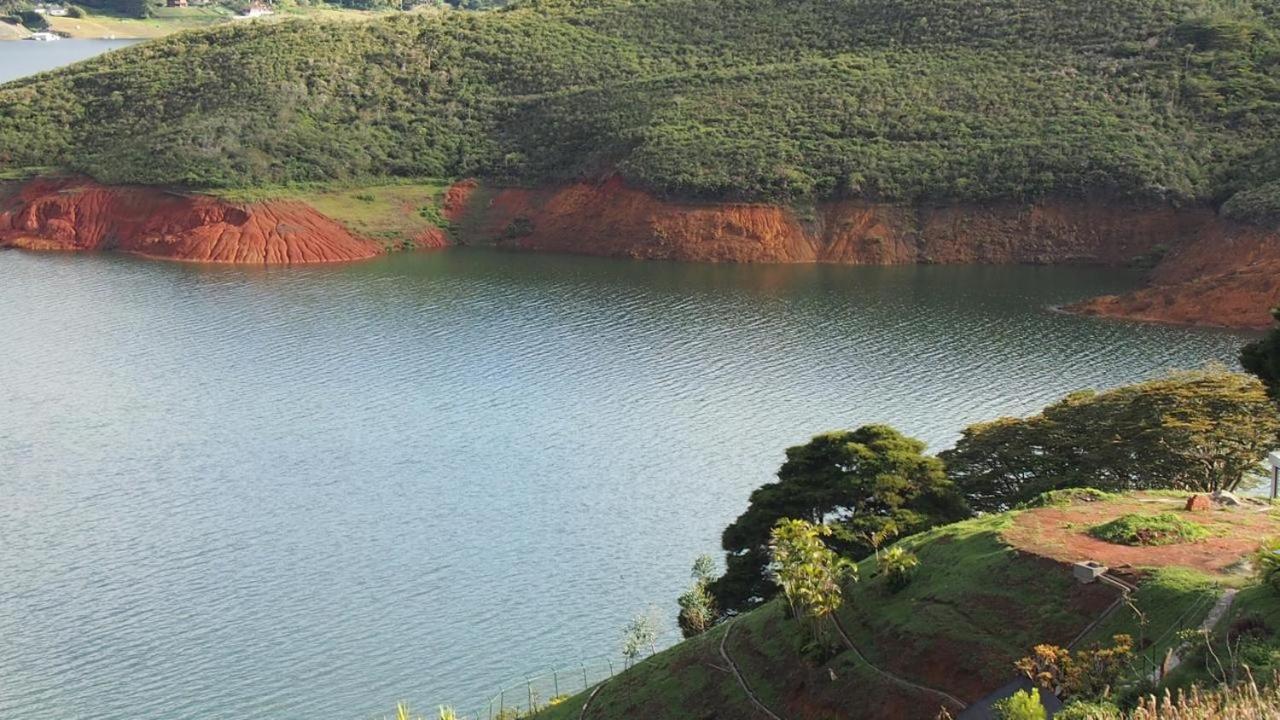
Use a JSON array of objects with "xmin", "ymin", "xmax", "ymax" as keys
[
  {"xmin": 472, "ymin": 636, "xmax": 681, "ymax": 719},
  {"xmin": 453, "ymin": 631, "xmax": 681, "ymax": 720}
]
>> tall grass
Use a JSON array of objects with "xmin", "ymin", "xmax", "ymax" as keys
[{"xmin": 1125, "ymin": 674, "xmax": 1280, "ymax": 719}]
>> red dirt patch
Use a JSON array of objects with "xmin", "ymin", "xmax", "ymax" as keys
[
  {"xmin": 1005, "ymin": 493, "xmax": 1280, "ymax": 575},
  {"xmin": 0, "ymin": 178, "xmax": 382, "ymax": 264}
]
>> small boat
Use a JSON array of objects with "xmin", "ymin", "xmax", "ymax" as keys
[{"xmin": 28, "ymin": 31, "xmax": 62, "ymax": 41}]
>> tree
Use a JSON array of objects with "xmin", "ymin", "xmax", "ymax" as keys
[
  {"xmin": 708, "ymin": 425, "xmax": 967, "ymax": 614},
  {"xmin": 620, "ymin": 609, "xmax": 662, "ymax": 668},
  {"xmin": 943, "ymin": 369, "xmax": 1280, "ymax": 512},
  {"xmin": 768, "ymin": 519, "xmax": 857, "ymax": 646},
  {"xmin": 677, "ymin": 555, "xmax": 718, "ymax": 638},
  {"xmin": 1241, "ymin": 307, "xmax": 1280, "ymax": 398}
]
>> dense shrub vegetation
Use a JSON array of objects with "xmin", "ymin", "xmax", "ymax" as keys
[{"xmin": 2, "ymin": 0, "xmax": 1280, "ymax": 206}]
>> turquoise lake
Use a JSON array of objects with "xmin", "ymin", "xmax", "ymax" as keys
[{"xmin": 0, "ymin": 248, "xmax": 1255, "ymax": 718}]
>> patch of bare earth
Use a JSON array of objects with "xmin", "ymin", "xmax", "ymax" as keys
[{"xmin": 1004, "ymin": 493, "xmax": 1280, "ymax": 575}]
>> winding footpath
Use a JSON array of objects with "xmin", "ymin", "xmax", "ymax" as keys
[
  {"xmin": 831, "ymin": 615, "xmax": 970, "ymax": 713},
  {"xmin": 719, "ymin": 618, "xmax": 789, "ymax": 720}
]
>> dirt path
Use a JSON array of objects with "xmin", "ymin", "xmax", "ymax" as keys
[
  {"xmin": 1005, "ymin": 494, "xmax": 1280, "ymax": 576},
  {"xmin": 578, "ymin": 679, "xmax": 608, "ymax": 720},
  {"xmin": 1156, "ymin": 588, "xmax": 1238, "ymax": 679},
  {"xmin": 719, "ymin": 618, "xmax": 788, "ymax": 720},
  {"xmin": 831, "ymin": 614, "xmax": 969, "ymax": 713}
]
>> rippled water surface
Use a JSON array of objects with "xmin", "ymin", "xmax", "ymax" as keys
[{"xmin": 0, "ymin": 249, "xmax": 1254, "ymax": 718}]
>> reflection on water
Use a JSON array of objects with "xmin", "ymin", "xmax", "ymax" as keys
[{"xmin": 0, "ymin": 249, "xmax": 1254, "ymax": 718}]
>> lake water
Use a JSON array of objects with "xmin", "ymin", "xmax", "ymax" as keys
[
  {"xmin": 0, "ymin": 38, "xmax": 138, "ymax": 84},
  {"xmin": 0, "ymin": 248, "xmax": 1254, "ymax": 718}
]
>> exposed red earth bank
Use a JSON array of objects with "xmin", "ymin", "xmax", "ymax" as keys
[
  {"xmin": 454, "ymin": 178, "xmax": 1280, "ymax": 329},
  {"xmin": 0, "ymin": 179, "xmax": 383, "ymax": 264},
  {"xmin": 3, "ymin": 176, "xmax": 1277, "ymax": 329}
]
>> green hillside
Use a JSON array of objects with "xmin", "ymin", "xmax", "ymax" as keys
[
  {"xmin": 2, "ymin": 0, "xmax": 1280, "ymax": 215},
  {"xmin": 520, "ymin": 492, "xmax": 1278, "ymax": 720}
]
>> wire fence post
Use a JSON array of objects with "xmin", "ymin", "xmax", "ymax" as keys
[
  {"xmin": 525, "ymin": 675, "xmax": 533, "ymax": 712},
  {"xmin": 552, "ymin": 668, "xmax": 559, "ymax": 698},
  {"xmin": 581, "ymin": 662, "xmax": 588, "ymax": 692}
]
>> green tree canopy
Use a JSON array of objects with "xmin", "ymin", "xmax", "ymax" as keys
[
  {"xmin": 942, "ymin": 368, "xmax": 1280, "ymax": 512},
  {"xmin": 1241, "ymin": 307, "xmax": 1280, "ymax": 398},
  {"xmin": 707, "ymin": 424, "xmax": 967, "ymax": 614},
  {"xmin": 769, "ymin": 518, "xmax": 857, "ymax": 644}
]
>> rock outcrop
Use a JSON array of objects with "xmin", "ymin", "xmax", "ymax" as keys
[{"xmin": 0, "ymin": 179, "xmax": 383, "ymax": 264}]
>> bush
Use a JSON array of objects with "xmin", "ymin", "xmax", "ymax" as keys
[
  {"xmin": 879, "ymin": 546, "xmax": 919, "ymax": 592},
  {"xmin": 1089, "ymin": 513, "xmax": 1209, "ymax": 547},
  {"xmin": 15, "ymin": 8, "xmax": 46, "ymax": 27},
  {"xmin": 1255, "ymin": 538, "xmax": 1280, "ymax": 593},
  {"xmin": 994, "ymin": 688, "xmax": 1046, "ymax": 720},
  {"xmin": 1019, "ymin": 488, "xmax": 1119, "ymax": 509},
  {"xmin": 1054, "ymin": 700, "xmax": 1121, "ymax": 720}
]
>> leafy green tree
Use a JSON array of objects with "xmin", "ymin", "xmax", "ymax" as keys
[
  {"xmin": 768, "ymin": 519, "xmax": 857, "ymax": 645},
  {"xmin": 943, "ymin": 369, "xmax": 1280, "ymax": 512},
  {"xmin": 676, "ymin": 554, "xmax": 718, "ymax": 638},
  {"xmin": 620, "ymin": 610, "xmax": 662, "ymax": 668},
  {"xmin": 1241, "ymin": 308, "xmax": 1280, "ymax": 399},
  {"xmin": 708, "ymin": 425, "xmax": 967, "ymax": 613}
]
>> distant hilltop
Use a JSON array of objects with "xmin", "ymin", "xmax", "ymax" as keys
[{"xmin": 3, "ymin": 0, "xmax": 1280, "ymax": 327}]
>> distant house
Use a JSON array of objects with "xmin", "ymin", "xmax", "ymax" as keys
[
  {"xmin": 166, "ymin": 0, "xmax": 188, "ymax": 7},
  {"xmin": 238, "ymin": 2, "xmax": 273, "ymax": 17},
  {"xmin": 32, "ymin": 3, "xmax": 70, "ymax": 15}
]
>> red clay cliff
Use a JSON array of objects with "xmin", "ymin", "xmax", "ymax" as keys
[
  {"xmin": 452, "ymin": 178, "xmax": 1279, "ymax": 328},
  {"xmin": 0, "ymin": 179, "xmax": 383, "ymax": 264}
]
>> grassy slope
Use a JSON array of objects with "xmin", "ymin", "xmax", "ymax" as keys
[
  {"xmin": 211, "ymin": 180, "xmax": 452, "ymax": 246},
  {"xmin": 531, "ymin": 497, "xmax": 1250, "ymax": 720},
  {"xmin": 1, "ymin": 0, "xmax": 1279, "ymax": 214}
]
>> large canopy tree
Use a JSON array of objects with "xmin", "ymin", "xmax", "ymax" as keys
[
  {"xmin": 707, "ymin": 424, "xmax": 967, "ymax": 614},
  {"xmin": 1241, "ymin": 307, "xmax": 1280, "ymax": 398},
  {"xmin": 942, "ymin": 368, "xmax": 1280, "ymax": 512}
]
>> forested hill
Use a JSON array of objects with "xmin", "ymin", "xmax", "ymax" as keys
[{"xmin": 2, "ymin": 0, "xmax": 1280, "ymax": 214}]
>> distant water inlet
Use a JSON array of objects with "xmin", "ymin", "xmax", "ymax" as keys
[
  {"xmin": 0, "ymin": 39, "xmax": 138, "ymax": 83},
  {"xmin": 0, "ymin": 249, "xmax": 1255, "ymax": 719}
]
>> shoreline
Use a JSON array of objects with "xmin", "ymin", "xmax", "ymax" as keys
[{"xmin": 2, "ymin": 176, "xmax": 1276, "ymax": 330}]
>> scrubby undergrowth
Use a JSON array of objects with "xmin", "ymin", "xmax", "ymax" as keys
[{"xmin": 1, "ymin": 0, "xmax": 1280, "ymax": 213}]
